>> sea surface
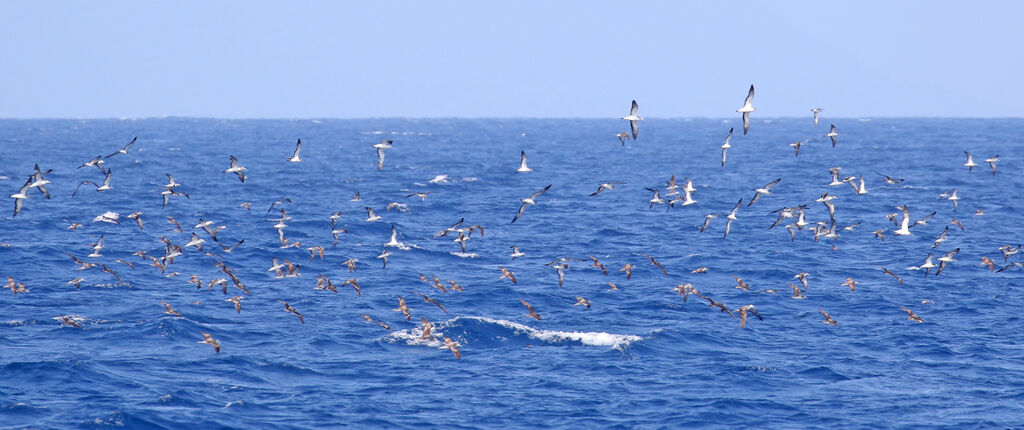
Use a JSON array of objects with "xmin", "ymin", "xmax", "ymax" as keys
[{"xmin": 0, "ymin": 118, "xmax": 1022, "ymax": 429}]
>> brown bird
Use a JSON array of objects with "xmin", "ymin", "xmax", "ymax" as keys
[
  {"xmin": 99, "ymin": 264, "xmax": 123, "ymax": 283},
  {"xmin": 161, "ymin": 301, "xmax": 183, "ymax": 317},
  {"xmin": 188, "ymin": 274, "xmax": 203, "ymax": 289},
  {"xmin": 691, "ymin": 267, "xmax": 709, "ymax": 274},
  {"xmin": 360, "ymin": 314, "xmax": 391, "ymax": 330},
  {"xmin": 787, "ymin": 283, "xmax": 805, "ymax": 299},
  {"xmin": 697, "ymin": 294, "xmax": 734, "ymax": 318},
  {"xmin": 166, "ymin": 215, "xmax": 183, "ymax": 232},
  {"xmin": 881, "ymin": 267, "xmax": 905, "ymax": 286},
  {"xmin": 732, "ymin": 276, "xmax": 749, "ymax": 290},
  {"xmin": 6, "ymin": 277, "xmax": 28, "ymax": 294},
  {"xmin": 239, "ymin": 202, "xmax": 252, "ymax": 210},
  {"xmin": 114, "ymin": 259, "xmax": 136, "ymax": 270},
  {"xmin": 818, "ymin": 309, "xmax": 837, "ymax": 326},
  {"xmin": 980, "ymin": 257, "xmax": 995, "ymax": 272},
  {"xmin": 306, "ymin": 246, "xmax": 325, "ymax": 263},
  {"xmin": 841, "ymin": 277, "xmax": 858, "ymax": 291},
  {"xmin": 57, "ymin": 315, "xmax": 82, "ymax": 328},
  {"xmin": 440, "ymin": 337, "xmax": 461, "ymax": 359},
  {"xmin": 277, "ymin": 300, "xmax": 304, "ymax": 324},
  {"xmin": 521, "ymin": 299, "xmax": 542, "ymax": 320},
  {"xmin": 607, "ymin": 282, "xmax": 619, "ymax": 291},
  {"xmin": 873, "ymin": 229, "xmax": 885, "ymax": 242},
  {"xmin": 394, "ymin": 295, "xmax": 412, "ymax": 320},
  {"xmin": 794, "ymin": 272, "xmax": 809, "ymax": 290},
  {"xmin": 950, "ymin": 218, "xmax": 965, "ymax": 231},
  {"xmin": 341, "ymin": 279, "xmax": 361, "ymax": 296},
  {"xmin": 574, "ymin": 296, "xmax": 591, "ymax": 309},
  {"xmin": 225, "ymin": 296, "xmax": 243, "ymax": 314},
  {"xmin": 587, "ymin": 255, "xmax": 608, "ymax": 275},
  {"xmin": 431, "ymin": 275, "xmax": 448, "ymax": 293},
  {"xmin": 198, "ymin": 332, "xmax": 221, "ymax": 353},
  {"xmin": 673, "ymin": 283, "xmax": 698, "ymax": 302},
  {"xmin": 67, "ymin": 278, "xmax": 85, "ymax": 289},
  {"xmin": 416, "ymin": 292, "xmax": 447, "ymax": 313},
  {"xmin": 342, "ymin": 258, "xmax": 358, "ymax": 272},
  {"xmin": 499, "ymin": 267, "xmax": 517, "ymax": 285},
  {"xmin": 619, "ymin": 263, "xmax": 635, "ymax": 279},
  {"xmin": 900, "ymin": 306, "xmax": 924, "ymax": 323},
  {"xmin": 314, "ymin": 274, "xmax": 337, "ymax": 293},
  {"xmin": 127, "ymin": 211, "xmax": 144, "ymax": 231},
  {"xmin": 736, "ymin": 304, "xmax": 763, "ymax": 329},
  {"xmin": 447, "ymin": 280, "xmax": 464, "ymax": 292},
  {"xmin": 419, "ymin": 317, "xmax": 435, "ymax": 340},
  {"xmin": 644, "ymin": 254, "xmax": 669, "ymax": 276}
]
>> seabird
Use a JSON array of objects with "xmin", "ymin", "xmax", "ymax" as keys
[
  {"xmin": 515, "ymin": 151, "xmax": 532, "ymax": 173},
  {"xmin": 723, "ymin": 198, "xmax": 743, "ymax": 238},
  {"xmin": 73, "ymin": 169, "xmax": 113, "ymax": 197},
  {"xmin": 287, "ymin": 139, "xmax": 302, "ymax": 162},
  {"xmin": 587, "ymin": 255, "xmax": 608, "ymax": 275},
  {"xmin": 999, "ymin": 244, "xmax": 1021, "ymax": 261},
  {"xmin": 699, "ymin": 213, "xmax": 718, "ymax": 233},
  {"xmin": 736, "ymin": 304, "xmax": 762, "ymax": 329},
  {"xmin": 415, "ymin": 292, "xmax": 447, "ymax": 313},
  {"xmin": 616, "ymin": 132, "xmax": 630, "ymax": 146},
  {"xmin": 643, "ymin": 254, "xmax": 669, "ymax": 276},
  {"xmin": 161, "ymin": 301, "xmax": 183, "ymax": 317},
  {"xmin": 985, "ymin": 155, "xmax": 999, "ymax": 175},
  {"xmin": 57, "ymin": 316, "xmax": 81, "ymax": 328},
  {"xmin": 226, "ymin": 296, "xmax": 243, "ymax": 313},
  {"xmin": 747, "ymin": 178, "xmax": 781, "ymax": 207},
  {"xmin": 875, "ymin": 172, "xmax": 904, "ymax": 185},
  {"xmin": 499, "ymin": 266, "xmax": 517, "ymax": 285},
  {"xmin": 365, "ymin": 207, "xmax": 382, "ymax": 222},
  {"xmin": 198, "ymin": 333, "xmax": 221, "ymax": 353},
  {"xmin": 733, "ymin": 276, "xmax": 750, "ymax": 291},
  {"xmin": 900, "ymin": 307, "xmax": 924, "ymax": 323},
  {"xmin": 848, "ymin": 176, "xmax": 868, "ymax": 195},
  {"xmin": 77, "ymin": 155, "xmax": 107, "ymax": 174},
  {"xmin": 619, "ymin": 263, "xmax": 635, "ymax": 279},
  {"xmin": 736, "ymin": 85, "xmax": 755, "ymax": 135},
  {"xmin": 521, "ymin": 299, "xmax": 542, "ymax": 320},
  {"xmin": 721, "ymin": 128, "xmax": 734, "ymax": 167},
  {"xmin": 673, "ymin": 283, "xmax": 698, "ymax": 302},
  {"xmin": 818, "ymin": 309, "xmax": 837, "ymax": 326},
  {"xmin": 841, "ymin": 277, "xmax": 858, "ymax": 291},
  {"xmin": 811, "ymin": 108, "xmax": 823, "ymax": 126},
  {"xmin": 789, "ymin": 140, "xmax": 802, "ymax": 156},
  {"xmin": 510, "ymin": 246, "xmax": 525, "ymax": 260},
  {"xmin": 621, "ymin": 100, "xmax": 643, "ymax": 140},
  {"xmin": 384, "ymin": 225, "xmax": 403, "ymax": 248},
  {"xmin": 881, "ymin": 267, "xmax": 905, "ymax": 285},
  {"xmin": 511, "ymin": 184, "xmax": 552, "ymax": 224},
  {"xmin": 893, "ymin": 205, "xmax": 913, "ymax": 236},
  {"xmin": 980, "ymin": 256, "xmax": 995, "ymax": 272},
  {"xmin": 278, "ymin": 300, "xmax": 305, "ymax": 324},
  {"xmin": 590, "ymin": 181, "xmax": 623, "ymax": 197},
  {"xmin": 696, "ymin": 294, "xmax": 734, "ymax": 317},
  {"xmin": 963, "ymin": 152, "xmax": 977, "ymax": 171},
  {"xmin": 28, "ymin": 164, "xmax": 52, "ymax": 199},
  {"xmin": 377, "ymin": 248, "xmax": 391, "ymax": 268},
  {"xmin": 825, "ymin": 124, "xmax": 839, "ymax": 147},
  {"xmin": 574, "ymin": 296, "xmax": 591, "ymax": 309},
  {"xmin": 224, "ymin": 156, "xmax": 247, "ymax": 182},
  {"xmin": 440, "ymin": 337, "xmax": 461, "ymax": 358},
  {"xmin": 10, "ymin": 175, "xmax": 32, "ymax": 217},
  {"xmin": 934, "ymin": 248, "xmax": 960, "ymax": 276},
  {"xmin": 105, "ymin": 136, "xmax": 138, "ymax": 158},
  {"xmin": 419, "ymin": 317, "xmax": 435, "ymax": 340},
  {"xmin": 645, "ymin": 188, "xmax": 665, "ymax": 208},
  {"xmin": 932, "ymin": 226, "xmax": 949, "ymax": 249}
]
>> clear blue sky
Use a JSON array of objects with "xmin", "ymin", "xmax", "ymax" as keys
[{"xmin": 0, "ymin": 1, "xmax": 1019, "ymax": 118}]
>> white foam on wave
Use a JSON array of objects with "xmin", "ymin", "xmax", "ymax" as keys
[
  {"xmin": 449, "ymin": 252, "xmax": 479, "ymax": 258},
  {"xmin": 428, "ymin": 174, "xmax": 451, "ymax": 184},
  {"xmin": 383, "ymin": 316, "xmax": 642, "ymax": 348}
]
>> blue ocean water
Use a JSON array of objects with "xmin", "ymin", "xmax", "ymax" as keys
[{"xmin": 0, "ymin": 117, "xmax": 1022, "ymax": 429}]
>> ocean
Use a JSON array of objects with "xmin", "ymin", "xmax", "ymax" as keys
[{"xmin": 0, "ymin": 117, "xmax": 1022, "ymax": 429}]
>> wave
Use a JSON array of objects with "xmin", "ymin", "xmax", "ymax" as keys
[{"xmin": 381, "ymin": 316, "xmax": 643, "ymax": 350}]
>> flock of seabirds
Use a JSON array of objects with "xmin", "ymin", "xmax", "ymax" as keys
[{"xmin": 5, "ymin": 84, "xmax": 1020, "ymax": 360}]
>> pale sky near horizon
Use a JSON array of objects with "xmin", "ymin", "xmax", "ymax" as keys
[{"xmin": 0, "ymin": 1, "xmax": 1020, "ymax": 118}]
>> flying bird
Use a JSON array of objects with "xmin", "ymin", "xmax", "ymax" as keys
[
  {"xmin": 287, "ymin": 138, "xmax": 302, "ymax": 162},
  {"xmin": 224, "ymin": 156, "xmax": 247, "ymax": 182},
  {"xmin": 511, "ymin": 184, "xmax": 552, "ymax": 223},
  {"xmin": 621, "ymin": 100, "xmax": 643, "ymax": 140},
  {"xmin": 105, "ymin": 136, "xmax": 138, "ymax": 158},
  {"xmin": 521, "ymin": 299, "xmax": 542, "ymax": 320},
  {"xmin": 736, "ymin": 85, "xmax": 755, "ymax": 135},
  {"xmin": 811, "ymin": 108, "xmax": 823, "ymax": 126},
  {"xmin": 515, "ymin": 151, "xmax": 532, "ymax": 173},
  {"xmin": 721, "ymin": 128, "xmax": 734, "ymax": 167},
  {"xmin": 198, "ymin": 333, "xmax": 221, "ymax": 353},
  {"xmin": 825, "ymin": 124, "xmax": 839, "ymax": 147}
]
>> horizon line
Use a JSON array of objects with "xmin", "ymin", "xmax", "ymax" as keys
[{"xmin": 1, "ymin": 115, "xmax": 1021, "ymax": 121}]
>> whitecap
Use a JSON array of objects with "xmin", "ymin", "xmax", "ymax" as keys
[{"xmin": 449, "ymin": 252, "xmax": 479, "ymax": 258}]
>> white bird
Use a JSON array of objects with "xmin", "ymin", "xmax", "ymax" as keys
[
  {"xmin": 825, "ymin": 124, "xmax": 839, "ymax": 147},
  {"xmin": 848, "ymin": 176, "xmax": 868, "ymax": 195},
  {"xmin": 105, "ymin": 136, "xmax": 138, "ymax": 158},
  {"xmin": 73, "ymin": 169, "xmax": 113, "ymax": 197},
  {"xmin": 724, "ymin": 198, "xmax": 743, "ymax": 238},
  {"xmin": 287, "ymin": 138, "xmax": 302, "ymax": 162},
  {"xmin": 515, "ymin": 151, "xmax": 532, "ymax": 173},
  {"xmin": 963, "ymin": 152, "xmax": 977, "ymax": 171},
  {"xmin": 721, "ymin": 128, "xmax": 734, "ymax": 167},
  {"xmin": 747, "ymin": 178, "xmax": 781, "ymax": 208},
  {"xmin": 365, "ymin": 207, "xmax": 382, "ymax": 222},
  {"xmin": 893, "ymin": 205, "xmax": 913, "ymax": 236},
  {"xmin": 907, "ymin": 253, "xmax": 938, "ymax": 276},
  {"xmin": 946, "ymin": 189, "xmax": 960, "ymax": 212},
  {"xmin": 512, "ymin": 184, "xmax": 552, "ymax": 223},
  {"xmin": 736, "ymin": 85, "xmax": 755, "ymax": 135},
  {"xmin": 28, "ymin": 164, "xmax": 52, "ymax": 199},
  {"xmin": 621, "ymin": 100, "xmax": 643, "ymax": 140},
  {"xmin": 10, "ymin": 176, "xmax": 32, "ymax": 217},
  {"xmin": 384, "ymin": 225, "xmax": 403, "ymax": 248},
  {"xmin": 811, "ymin": 108, "xmax": 824, "ymax": 126},
  {"xmin": 92, "ymin": 211, "xmax": 120, "ymax": 224},
  {"xmin": 984, "ymin": 155, "xmax": 999, "ymax": 175},
  {"xmin": 510, "ymin": 246, "xmax": 525, "ymax": 259},
  {"xmin": 590, "ymin": 182, "xmax": 622, "ymax": 197},
  {"xmin": 224, "ymin": 155, "xmax": 247, "ymax": 182}
]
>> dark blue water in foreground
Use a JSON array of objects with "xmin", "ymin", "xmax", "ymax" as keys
[{"xmin": 1, "ymin": 118, "xmax": 1022, "ymax": 429}]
